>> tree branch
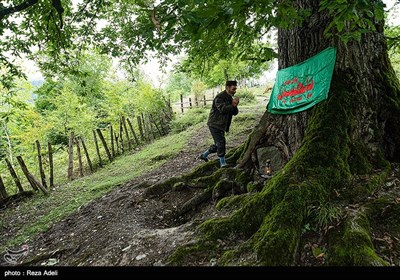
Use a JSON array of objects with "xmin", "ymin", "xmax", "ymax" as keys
[{"xmin": 0, "ymin": 0, "xmax": 39, "ymax": 20}]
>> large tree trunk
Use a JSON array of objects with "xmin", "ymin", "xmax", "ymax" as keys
[{"xmin": 148, "ymin": 0, "xmax": 400, "ymax": 266}]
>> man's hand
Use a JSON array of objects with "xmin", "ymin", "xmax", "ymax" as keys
[{"xmin": 232, "ymin": 96, "xmax": 240, "ymax": 107}]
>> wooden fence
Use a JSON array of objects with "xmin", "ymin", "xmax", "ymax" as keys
[
  {"xmin": 177, "ymin": 94, "xmax": 215, "ymax": 114},
  {"xmin": 0, "ymin": 106, "xmax": 173, "ymax": 208}
]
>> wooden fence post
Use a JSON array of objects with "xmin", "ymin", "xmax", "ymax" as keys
[
  {"xmin": 137, "ymin": 115, "xmax": 145, "ymax": 142},
  {"xmin": 96, "ymin": 129, "xmax": 113, "ymax": 162},
  {"xmin": 4, "ymin": 158, "xmax": 24, "ymax": 193},
  {"xmin": 67, "ymin": 131, "xmax": 74, "ymax": 181},
  {"xmin": 75, "ymin": 137, "xmax": 84, "ymax": 177},
  {"xmin": 189, "ymin": 97, "xmax": 192, "ymax": 109},
  {"xmin": 93, "ymin": 129, "xmax": 103, "ymax": 167},
  {"xmin": 119, "ymin": 119, "xmax": 124, "ymax": 154},
  {"xmin": 48, "ymin": 142, "xmax": 54, "ymax": 188},
  {"xmin": 114, "ymin": 133, "xmax": 120, "ymax": 155},
  {"xmin": 0, "ymin": 175, "xmax": 8, "ymax": 199},
  {"xmin": 203, "ymin": 95, "xmax": 206, "ymax": 106},
  {"xmin": 110, "ymin": 125, "xmax": 115, "ymax": 158},
  {"xmin": 79, "ymin": 136, "xmax": 93, "ymax": 173},
  {"xmin": 16, "ymin": 155, "xmax": 48, "ymax": 195},
  {"xmin": 145, "ymin": 114, "xmax": 155, "ymax": 142},
  {"xmin": 149, "ymin": 114, "xmax": 163, "ymax": 137},
  {"xmin": 180, "ymin": 94, "xmax": 184, "ymax": 113},
  {"xmin": 122, "ymin": 116, "xmax": 131, "ymax": 150},
  {"xmin": 126, "ymin": 117, "xmax": 139, "ymax": 146},
  {"xmin": 35, "ymin": 140, "xmax": 47, "ymax": 189}
]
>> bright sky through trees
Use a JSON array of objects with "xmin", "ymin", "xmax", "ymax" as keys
[{"xmin": 15, "ymin": 0, "xmax": 400, "ymax": 85}]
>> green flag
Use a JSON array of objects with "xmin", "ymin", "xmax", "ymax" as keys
[{"xmin": 267, "ymin": 47, "xmax": 336, "ymax": 114}]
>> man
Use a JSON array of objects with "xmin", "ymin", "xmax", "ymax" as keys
[{"xmin": 199, "ymin": 80, "xmax": 239, "ymax": 167}]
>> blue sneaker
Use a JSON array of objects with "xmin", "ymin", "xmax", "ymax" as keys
[
  {"xmin": 199, "ymin": 154, "xmax": 209, "ymax": 162},
  {"xmin": 219, "ymin": 156, "xmax": 226, "ymax": 167}
]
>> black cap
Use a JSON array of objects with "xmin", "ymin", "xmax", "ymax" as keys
[{"xmin": 225, "ymin": 80, "xmax": 238, "ymax": 87}]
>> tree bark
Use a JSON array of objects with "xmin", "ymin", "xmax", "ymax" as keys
[
  {"xmin": 118, "ymin": 119, "xmax": 124, "ymax": 154},
  {"xmin": 110, "ymin": 125, "xmax": 115, "ymax": 158},
  {"xmin": 67, "ymin": 131, "xmax": 74, "ymax": 181},
  {"xmin": 0, "ymin": 175, "xmax": 8, "ymax": 199},
  {"xmin": 48, "ymin": 142, "xmax": 54, "ymax": 188},
  {"xmin": 137, "ymin": 115, "xmax": 145, "ymax": 142},
  {"xmin": 4, "ymin": 158, "xmax": 24, "ymax": 193},
  {"xmin": 75, "ymin": 137, "xmax": 84, "ymax": 177},
  {"xmin": 93, "ymin": 129, "xmax": 103, "ymax": 167},
  {"xmin": 16, "ymin": 156, "xmax": 48, "ymax": 195},
  {"xmin": 126, "ymin": 117, "xmax": 139, "ymax": 146},
  {"xmin": 122, "ymin": 116, "xmax": 132, "ymax": 150},
  {"xmin": 96, "ymin": 128, "xmax": 112, "ymax": 162},
  {"xmin": 79, "ymin": 136, "xmax": 93, "ymax": 173},
  {"xmin": 35, "ymin": 140, "xmax": 47, "ymax": 189}
]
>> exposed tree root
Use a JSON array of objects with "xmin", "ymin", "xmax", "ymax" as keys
[{"xmin": 166, "ymin": 162, "xmax": 400, "ymax": 266}]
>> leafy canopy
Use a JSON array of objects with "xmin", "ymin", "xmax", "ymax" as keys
[{"xmin": 1, "ymin": 0, "xmax": 399, "ymax": 87}]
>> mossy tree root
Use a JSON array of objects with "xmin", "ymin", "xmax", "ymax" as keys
[{"xmin": 328, "ymin": 207, "xmax": 388, "ymax": 266}]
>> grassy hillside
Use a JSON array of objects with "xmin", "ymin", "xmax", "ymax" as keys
[{"xmin": 0, "ymin": 91, "xmax": 267, "ymax": 253}]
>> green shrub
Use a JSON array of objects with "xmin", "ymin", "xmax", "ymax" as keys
[
  {"xmin": 236, "ymin": 89, "xmax": 256, "ymax": 104},
  {"xmin": 170, "ymin": 108, "xmax": 208, "ymax": 133}
]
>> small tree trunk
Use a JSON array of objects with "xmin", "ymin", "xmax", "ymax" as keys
[
  {"xmin": 16, "ymin": 156, "xmax": 48, "ymax": 195},
  {"xmin": 67, "ymin": 131, "xmax": 74, "ymax": 181},
  {"xmin": 4, "ymin": 158, "xmax": 24, "ymax": 193},
  {"xmin": 80, "ymin": 136, "xmax": 93, "ymax": 173},
  {"xmin": 0, "ymin": 175, "xmax": 8, "ymax": 199},
  {"xmin": 149, "ymin": 114, "xmax": 163, "ymax": 137},
  {"xmin": 126, "ymin": 117, "xmax": 139, "ymax": 146},
  {"xmin": 180, "ymin": 94, "xmax": 184, "ymax": 113},
  {"xmin": 144, "ymin": 113, "xmax": 155, "ymax": 142},
  {"xmin": 75, "ymin": 137, "xmax": 84, "ymax": 177},
  {"xmin": 137, "ymin": 115, "xmax": 145, "ymax": 142},
  {"xmin": 48, "ymin": 142, "xmax": 54, "ymax": 188},
  {"xmin": 93, "ymin": 129, "xmax": 103, "ymax": 167},
  {"xmin": 96, "ymin": 129, "xmax": 113, "ymax": 162},
  {"xmin": 35, "ymin": 140, "xmax": 47, "ymax": 189},
  {"xmin": 114, "ymin": 133, "xmax": 120, "ymax": 155},
  {"xmin": 119, "ymin": 119, "xmax": 125, "ymax": 154},
  {"xmin": 122, "ymin": 116, "xmax": 132, "ymax": 150},
  {"xmin": 110, "ymin": 125, "xmax": 115, "ymax": 158}
]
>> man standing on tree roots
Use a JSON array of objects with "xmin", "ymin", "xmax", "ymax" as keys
[{"xmin": 199, "ymin": 80, "xmax": 239, "ymax": 168}]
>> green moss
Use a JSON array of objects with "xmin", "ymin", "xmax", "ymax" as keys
[
  {"xmin": 172, "ymin": 181, "xmax": 186, "ymax": 191},
  {"xmin": 246, "ymin": 181, "xmax": 264, "ymax": 193},
  {"xmin": 328, "ymin": 210, "xmax": 388, "ymax": 266},
  {"xmin": 166, "ymin": 240, "xmax": 217, "ymax": 265},
  {"xmin": 365, "ymin": 165, "xmax": 391, "ymax": 193},
  {"xmin": 344, "ymin": 165, "xmax": 392, "ymax": 201},
  {"xmin": 219, "ymin": 241, "xmax": 256, "ymax": 266},
  {"xmin": 143, "ymin": 176, "xmax": 181, "ymax": 196},
  {"xmin": 252, "ymin": 187, "xmax": 306, "ymax": 265},
  {"xmin": 348, "ymin": 142, "xmax": 373, "ymax": 174},
  {"xmin": 215, "ymin": 193, "xmax": 250, "ymax": 210},
  {"xmin": 198, "ymin": 217, "xmax": 234, "ymax": 241},
  {"xmin": 219, "ymin": 249, "xmax": 235, "ymax": 265},
  {"xmin": 226, "ymin": 143, "xmax": 245, "ymax": 163},
  {"xmin": 235, "ymin": 171, "xmax": 252, "ymax": 190}
]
